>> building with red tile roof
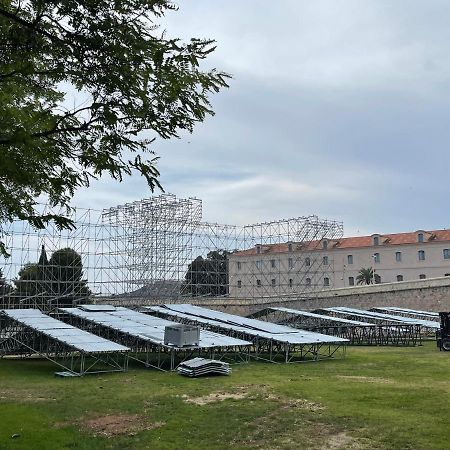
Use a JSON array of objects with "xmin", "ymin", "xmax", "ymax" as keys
[{"xmin": 228, "ymin": 229, "xmax": 450, "ymax": 297}]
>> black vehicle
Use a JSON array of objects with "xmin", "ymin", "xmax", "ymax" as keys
[{"xmin": 437, "ymin": 312, "xmax": 450, "ymax": 351}]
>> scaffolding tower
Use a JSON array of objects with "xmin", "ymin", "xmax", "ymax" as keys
[{"xmin": 0, "ymin": 194, "xmax": 344, "ymax": 309}]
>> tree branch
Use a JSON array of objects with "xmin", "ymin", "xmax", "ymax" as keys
[{"xmin": 0, "ymin": 7, "xmax": 63, "ymax": 43}]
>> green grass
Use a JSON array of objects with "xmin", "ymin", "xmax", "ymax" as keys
[{"xmin": 1, "ymin": 342, "xmax": 449, "ymax": 449}]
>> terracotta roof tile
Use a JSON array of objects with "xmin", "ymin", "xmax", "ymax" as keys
[{"xmin": 231, "ymin": 229, "xmax": 450, "ymax": 257}]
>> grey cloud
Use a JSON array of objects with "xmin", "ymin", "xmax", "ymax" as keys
[{"xmin": 74, "ymin": 1, "xmax": 450, "ymax": 237}]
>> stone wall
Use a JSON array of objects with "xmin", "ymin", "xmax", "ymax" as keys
[{"xmin": 98, "ymin": 276, "xmax": 450, "ymax": 317}]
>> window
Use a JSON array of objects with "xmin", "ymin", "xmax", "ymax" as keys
[
  {"xmin": 418, "ymin": 250, "xmax": 425, "ymax": 261},
  {"xmin": 348, "ymin": 276, "xmax": 355, "ymax": 286},
  {"xmin": 256, "ymin": 260, "xmax": 262, "ymax": 269},
  {"xmin": 305, "ymin": 257, "xmax": 311, "ymax": 266},
  {"xmin": 323, "ymin": 240, "xmax": 328, "ymax": 250},
  {"xmin": 373, "ymin": 253, "xmax": 380, "ymax": 263},
  {"xmin": 306, "ymin": 278, "xmax": 311, "ymax": 286},
  {"xmin": 373, "ymin": 236, "xmax": 379, "ymax": 246},
  {"xmin": 237, "ymin": 280, "xmax": 242, "ymax": 288},
  {"xmin": 323, "ymin": 277, "xmax": 330, "ymax": 287},
  {"xmin": 270, "ymin": 259, "xmax": 276, "ymax": 268},
  {"xmin": 419, "ymin": 274, "xmax": 426, "ymax": 279},
  {"xmin": 256, "ymin": 279, "xmax": 261, "ymax": 287},
  {"xmin": 288, "ymin": 258, "xmax": 294, "ymax": 269},
  {"xmin": 395, "ymin": 251, "xmax": 402, "ymax": 262},
  {"xmin": 237, "ymin": 261, "xmax": 242, "ymax": 270},
  {"xmin": 289, "ymin": 278, "xmax": 293, "ymax": 288},
  {"xmin": 445, "ymin": 273, "xmax": 450, "ymax": 277},
  {"xmin": 397, "ymin": 275, "xmax": 403, "ymax": 282},
  {"xmin": 288, "ymin": 243, "xmax": 293, "ymax": 252},
  {"xmin": 444, "ymin": 249, "xmax": 450, "ymax": 260},
  {"xmin": 271, "ymin": 278, "xmax": 276, "ymax": 287},
  {"xmin": 347, "ymin": 255, "xmax": 353, "ymax": 265},
  {"xmin": 418, "ymin": 233, "xmax": 424, "ymax": 243},
  {"xmin": 323, "ymin": 256, "xmax": 329, "ymax": 265}
]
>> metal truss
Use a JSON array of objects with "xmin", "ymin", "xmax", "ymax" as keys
[
  {"xmin": 147, "ymin": 309, "xmax": 346, "ymax": 364},
  {"xmin": 58, "ymin": 312, "xmax": 249, "ymax": 372},
  {"xmin": 0, "ymin": 316, "xmax": 128, "ymax": 376},
  {"xmin": 369, "ymin": 307, "xmax": 439, "ymax": 337},
  {"xmin": 253, "ymin": 308, "xmax": 421, "ymax": 346},
  {"xmin": 1, "ymin": 194, "xmax": 343, "ymax": 309}
]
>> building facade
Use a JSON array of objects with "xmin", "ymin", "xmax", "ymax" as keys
[{"xmin": 228, "ymin": 229, "xmax": 450, "ymax": 298}]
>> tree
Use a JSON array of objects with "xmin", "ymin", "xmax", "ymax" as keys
[
  {"xmin": 13, "ymin": 263, "xmax": 41, "ymax": 297},
  {"xmin": 14, "ymin": 246, "xmax": 90, "ymax": 306},
  {"xmin": 0, "ymin": 268, "xmax": 11, "ymax": 296},
  {"xmin": 184, "ymin": 250, "xmax": 230, "ymax": 297},
  {"xmin": 356, "ymin": 267, "xmax": 381, "ymax": 285},
  {"xmin": 0, "ymin": 0, "xmax": 229, "ymax": 256}
]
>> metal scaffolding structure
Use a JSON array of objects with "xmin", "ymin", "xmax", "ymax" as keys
[
  {"xmin": 146, "ymin": 304, "xmax": 348, "ymax": 363},
  {"xmin": 371, "ymin": 307, "xmax": 439, "ymax": 322},
  {"xmin": 58, "ymin": 305, "xmax": 251, "ymax": 371},
  {"xmin": 0, "ymin": 309, "xmax": 129, "ymax": 376},
  {"xmin": 315, "ymin": 306, "xmax": 438, "ymax": 340},
  {"xmin": 250, "ymin": 306, "xmax": 422, "ymax": 346},
  {"xmin": 0, "ymin": 194, "xmax": 344, "ymax": 309}
]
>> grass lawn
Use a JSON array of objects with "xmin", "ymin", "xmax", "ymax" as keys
[{"xmin": 1, "ymin": 341, "xmax": 449, "ymax": 450}]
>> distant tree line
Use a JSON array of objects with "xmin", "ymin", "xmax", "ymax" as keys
[
  {"xmin": 184, "ymin": 250, "xmax": 230, "ymax": 297},
  {"xmin": 1, "ymin": 246, "xmax": 90, "ymax": 307}
]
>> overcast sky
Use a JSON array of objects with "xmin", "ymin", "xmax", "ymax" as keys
[{"xmin": 73, "ymin": 0, "xmax": 450, "ymax": 237}]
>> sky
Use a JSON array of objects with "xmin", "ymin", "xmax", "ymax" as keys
[{"xmin": 72, "ymin": 0, "xmax": 450, "ymax": 237}]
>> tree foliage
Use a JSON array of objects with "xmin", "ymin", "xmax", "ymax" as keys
[
  {"xmin": 14, "ymin": 247, "xmax": 90, "ymax": 306},
  {"xmin": 356, "ymin": 267, "xmax": 381, "ymax": 285},
  {"xmin": 0, "ymin": 0, "xmax": 229, "ymax": 256},
  {"xmin": 184, "ymin": 250, "xmax": 230, "ymax": 297},
  {"xmin": 0, "ymin": 267, "xmax": 11, "ymax": 296}
]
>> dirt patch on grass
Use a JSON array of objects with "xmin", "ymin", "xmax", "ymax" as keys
[
  {"xmin": 83, "ymin": 414, "xmax": 164, "ymax": 437},
  {"xmin": 181, "ymin": 391, "xmax": 248, "ymax": 405},
  {"xmin": 337, "ymin": 375, "xmax": 393, "ymax": 384},
  {"xmin": 285, "ymin": 398, "xmax": 325, "ymax": 412},
  {"xmin": 320, "ymin": 431, "xmax": 364, "ymax": 450},
  {"xmin": 180, "ymin": 384, "xmax": 268, "ymax": 405}
]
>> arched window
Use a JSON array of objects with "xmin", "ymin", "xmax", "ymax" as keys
[
  {"xmin": 348, "ymin": 276, "xmax": 355, "ymax": 286},
  {"xmin": 373, "ymin": 236, "xmax": 379, "ymax": 246},
  {"xmin": 237, "ymin": 280, "xmax": 242, "ymax": 288},
  {"xmin": 347, "ymin": 255, "xmax": 353, "ymax": 265},
  {"xmin": 305, "ymin": 257, "xmax": 311, "ymax": 267},
  {"xmin": 373, "ymin": 253, "xmax": 380, "ymax": 263},
  {"xmin": 323, "ymin": 240, "xmax": 328, "ymax": 250},
  {"xmin": 418, "ymin": 250, "xmax": 425, "ymax": 261},
  {"xmin": 323, "ymin": 256, "xmax": 329, "ymax": 265},
  {"xmin": 323, "ymin": 277, "xmax": 330, "ymax": 286},
  {"xmin": 418, "ymin": 233, "xmax": 424, "ymax": 243},
  {"xmin": 289, "ymin": 278, "xmax": 293, "ymax": 288}
]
